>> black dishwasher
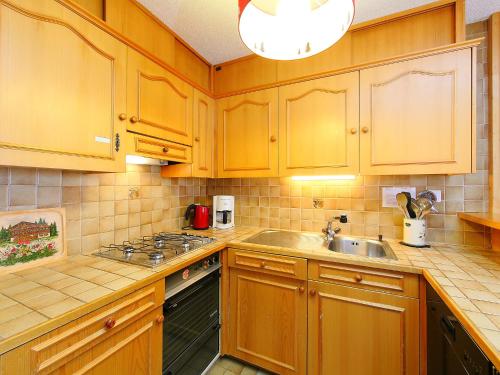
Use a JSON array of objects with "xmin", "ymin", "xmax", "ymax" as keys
[{"xmin": 427, "ymin": 283, "xmax": 498, "ymax": 375}]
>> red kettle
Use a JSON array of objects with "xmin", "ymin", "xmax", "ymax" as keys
[{"xmin": 184, "ymin": 204, "xmax": 210, "ymax": 230}]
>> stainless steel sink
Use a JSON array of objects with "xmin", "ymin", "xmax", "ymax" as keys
[{"xmin": 243, "ymin": 230, "xmax": 397, "ymax": 260}]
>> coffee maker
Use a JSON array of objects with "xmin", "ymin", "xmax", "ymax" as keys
[{"xmin": 212, "ymin": 195, "xmax": 235, "ymax": 229}]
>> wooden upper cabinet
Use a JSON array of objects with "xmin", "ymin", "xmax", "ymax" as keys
[
  {"xmin": 0, "ymin": 0, "xmax": 126, "ymax": 172},
  {"xmin": 216, "ymin": 89, "xmax": 279, "ymax": 177},
  {"xmin": 228, "ymin": 268, "xmax": 307, "ymax": 375},
  {"xmin": 360, "ymin": 48, "xmax": 474, "ymax": 175},
  {"xmin": 279, "ymin": 72, "xmax": 360, "ymax": 176},
  {"xmin": 127, "ymin": 49, "xmax": 193, "ymax": 146},
  {"xmin": 308, "ymin": 281, "xmax": 419, "ymax": 375},
  {"xmin": 192, "ymin": 89, "xmax": 215, "ymax": 177}
]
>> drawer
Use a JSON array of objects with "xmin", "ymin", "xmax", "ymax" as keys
[
  {"xmin": 308, "ymin": 260, "xmax": 419, "ymax": 298},
  {"xmin": 228, "ymin": 248, "xmax": 307, "ymax": 280},
  {"xmin": 30, "ymin": 280, "xmax": 164, "ymax": 374},
  {"xmin": 129, "ymin": 133, "xmax": 192, "ymax": 163}
]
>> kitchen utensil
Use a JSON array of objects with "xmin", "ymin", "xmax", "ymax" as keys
[
  {"xmin": 404, "ymin": 192, "xmax": 417, "ymax": 218},
  {"xmin": 396, "ymin": 193, "xmax": 410, "ymax": 218},
  {"xmin": 184, "ymin": 204, "xmax": 210, "ymax": 230},
  {"xmin": 417, "ymin": 190, "xmax": 437, "ymax": 203},
  {"xmin": 416, "ymin": 197, "xmax": 433, "ymax": 219},
  {"xmin": 411, "ymin": 199, "xmax": 421, "ymax": 219}
]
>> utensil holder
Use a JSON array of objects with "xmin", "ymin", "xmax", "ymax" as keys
[{"xmin": 403, "ymin": 218, "xmax": 427, "ymax": 247}]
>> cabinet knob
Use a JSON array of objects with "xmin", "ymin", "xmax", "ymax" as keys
[
  {"xmin": 299, "ymin": 286, "xmax": 305, "ymax": 293},
  {"xmin": 195, "ymin": 136, "xmax": 200, "ymax": 142},
  {"xmin": 270, "ymin": 135, "xmax": 277, "ymax": 143},
  {"xmin": 162, "ymin": 147, "xmax": 169, "ymax": 153},
  {"xmin": 130, "ymin": 116, "xmax": 139, "ymax": 124},
  {"xmin": 309, "ymin": 289, "xmax": 316, "ymax": 296},
  {"xmin": 156, "ymin": 315, "xmax": 164, "ymax": 324},
  {"xmin": 354, "ymin": 274, "xmax": 363, "ymax": 282},
  {"xmin": 350, "ymin": 128, "xmax": 358, "ymax": 135},
  {"xmin": 361, "ymin": 126, "xmax": 369, "ymax": 134},
  {"xmin": 118, "ymin": 113, "xmax": 127, "ymax": 121},
  {"xmin": 105, "ymin": 318, "xmax": 116, "ymax": 329},
  {"xmin": 260, "ymin": 261, "xmax": 266, "ymax": 268}
]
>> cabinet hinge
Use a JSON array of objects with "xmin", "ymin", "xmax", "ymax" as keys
[{"xmin": 115, "ymin": 133, "xmax": 120, "ymax": 152}]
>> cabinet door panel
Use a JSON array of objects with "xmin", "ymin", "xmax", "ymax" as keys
[
  {"xmin": 360, "ymin": 49, "xmax": 473, "ymax": 174},
  {"xmin": 217, "ymin": 89, "xmax": 278, "ymax": 177},
  {"xmin": 0, "ymin": 0, "xmax": 126, "ymax": 172},
  {"xmin": 308, "ymin": 280, "xmax": 419, "ymax": 375},
  {"xmin": 193, "ymin": 89, "xmax": 214, "ymax": 177},
  {"xmin": 228, "ymin": 269, "xmax": 306, "ymax": 375},
  {"xmin": 279, "ymin": 72, "xmax": 360, "ymax": 175},
  {"xmin": 127, "ymin": 49, "xmax": 193, "ymax": 145}
]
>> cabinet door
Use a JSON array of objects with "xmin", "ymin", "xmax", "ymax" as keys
[
  {"xmin": 217, "ymin": 89, "xmax": 279, "ymax": 177},
  {"xmin": 308, "ymin": 280, "xmax": 419, "ymax": 375},
  {"xmin": 360, "ymin": 49, "xmax": 473, "ymax": 175},
  {"xmin": 279, "ymin": 72, "xmax": 360, "ymax": 176},
  {"xmin": 192, "ymin": 89, "xmax": 215, "ymax": 177},
  {"xmin": 0, "ymin": 0, "xmax": 126, "ymax": 172},
  {"xmin": 127, "ymin": 48, "xmax": 193, "ymax": 146},
  {"xmin": 228, "ymin": 268, "xmax": 307, "ymax": 375}
]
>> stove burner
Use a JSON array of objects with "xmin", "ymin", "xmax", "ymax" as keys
[
  {"xmin": 148, "ymin": 251, "xmax": 165, "ymax": 261},
  {"xmin": 154, "ymin": 239, "xmax": 165, "ymax": 249},
  {"xmin": 123, "ymin": 246, "xmax": 135, "ymax": 254},
  {"xmin": 181, "ymin": 241, "xmax": 190, "ymax": 252}
]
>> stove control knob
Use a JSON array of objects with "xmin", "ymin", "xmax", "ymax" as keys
[
  {"xmin": 208, "ymin": 257, "xmax": 214, "ymax": 266},
  {"xmin": 202, "ymin": 260, "xmax": 209, "ymax": 269}
]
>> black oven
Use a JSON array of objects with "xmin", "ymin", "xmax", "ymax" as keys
[{"xmin": 163, "ymin": 254, "xmax": 220, "ymax": 375}]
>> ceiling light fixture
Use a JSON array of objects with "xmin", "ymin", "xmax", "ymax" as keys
[{"xmin": 238, "ymin": 0, "xmax": 355, "ymax": 61}]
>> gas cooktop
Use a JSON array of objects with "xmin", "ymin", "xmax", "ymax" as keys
[{"xmin": 95, "ymin": 232, "xmax": 216, "ymax": 268}]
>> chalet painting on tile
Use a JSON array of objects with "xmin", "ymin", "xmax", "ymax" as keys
[{"xmin": 0, "ymin": 208, "xmax": 66, "ymax": 269}]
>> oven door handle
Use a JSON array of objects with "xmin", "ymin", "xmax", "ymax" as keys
[{"xmin": 165, "ymin": 269, "xmax": 219, "ymax": 311}]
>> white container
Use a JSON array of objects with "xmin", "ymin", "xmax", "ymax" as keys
[{"xmin": 403, "ymin": 218, "xmax": 427, "ymax": 247}]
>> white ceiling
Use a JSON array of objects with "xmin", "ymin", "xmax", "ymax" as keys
[{"xmin": 138, "ymin": 0, "xmax": 500, "ymax": 65}]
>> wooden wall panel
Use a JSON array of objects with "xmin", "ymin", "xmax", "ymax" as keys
[
  {"xmin": 214, "ymin": 0, "xmax": 461, "ymax": 96},
  {"xmin": 70, "ymin": 0, "xmax": 103, "ymax": 19},
  {"xmin": 489, "ymin": 13, "xmax": 500, "ymax": 212},
  {"xmin": 174, "ymin": 40, "xmax": 211, "ymax": 90}
]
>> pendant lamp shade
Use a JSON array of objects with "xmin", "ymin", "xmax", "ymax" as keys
[{"xmin": 238, "ymin": 0, "xmax": 355, "ymax": 60}]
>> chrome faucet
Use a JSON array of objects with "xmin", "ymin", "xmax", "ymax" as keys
[{"xmin": 322, "ymin": 215, "xmax": 347, "ymax": 241}]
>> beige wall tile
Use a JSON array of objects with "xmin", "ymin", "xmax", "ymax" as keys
[
  {"xmin": 10, "ymin": 168, "xmax": 36, "ymax": 185},
  {"xmin": 9, "ymin": 186, "xmax": 36, "ymax": 206},
  {"xmin": 37, "ymin": 186, "xmax": 61, "ymax": 208}
]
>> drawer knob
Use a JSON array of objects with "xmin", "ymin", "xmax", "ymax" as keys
[
  {"xmin": 354, "ymin": 274, "xmax": 363, "ymax": 282},
  {"xmin": 195, "ymin": 136, "xmax": 200, "ymax": 142},
  {"xmin": 309, "ymin": 289, "xmax": 316, "ymax": 296},
  {"xmin": 156, "ymin": 315, "xmax": 164, "ymax": 324},
  {"xmin": 270, "ymin": 135, "xmax": 277, "ymax": 143},
  {"xmin": 361, "ymin": 126, "xmax": 369, "ymax": 134},
  {"xmin": 118, "ymin": 113, "xmax": 127, "ymax": 121},
  {"xmin": 350, "ymin": 128, "xmax": 357, "ymax": 135},
  {"xmin": 162, "ymin": 147, "xmax": 169, "ymax": 153},
  {"xmin": 299, "ymin": 286, "xmax": 305, "ymax": 293},
  {"xmin": 105, "ymin": 318, "xmax": 116, "ymax": 329},
  {"xmin": 260, "ymin": 261, "xmax": 266, "ymax": 268}
]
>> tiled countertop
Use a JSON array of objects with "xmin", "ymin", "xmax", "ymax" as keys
[{"xmin": 0, "ymin": 226, "xmax": 498, "ymax": 369}]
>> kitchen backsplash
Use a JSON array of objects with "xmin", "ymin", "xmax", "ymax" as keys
[{"xmin": 0, "ymin": 22, "xmax": 490, "ymax": 253}]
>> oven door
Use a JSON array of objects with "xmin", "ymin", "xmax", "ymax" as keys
[{"xmin": 163, "ymin": 269, "xmax": 220, "ymax": 375}]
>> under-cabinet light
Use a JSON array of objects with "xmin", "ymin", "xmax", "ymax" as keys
[
  {"xmin": 126, "ymin": 155, "xmax": 163, "ymax": 165},
  {"xmin": 291, "ymin": 175, "xmax": 356, "ymax": 181}
]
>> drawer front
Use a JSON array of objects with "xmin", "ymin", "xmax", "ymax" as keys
[
  {"xmin": 228, "ymin": 248, "xmax": 307, "ymax": 280},
  {"xmin": 308, "ymin": 261, "xmax": 419, "ymax": 298},
  {"xmin": 30, "ymin": 280, "xmax": 164, "ymax": 374},
  {"xmin": 132, "ymin": 134, "xmax": 192, "ymax": 163}
]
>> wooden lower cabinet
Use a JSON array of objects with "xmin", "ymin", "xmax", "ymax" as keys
[
  {"xmin": 0, "ymin": 281, "xmax": 164, "ymax": 375},
  {"xmin": 308, "ymin": 280, "xmax": 419, "ymax": 375},
  {"xmin": 227, "ymin": 268, "xmax": 307, "ymax": 375}
]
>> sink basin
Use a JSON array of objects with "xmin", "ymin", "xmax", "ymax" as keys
[{"xmin": 243, "ymin": 230, "xmax": 397, "ymax": 260}]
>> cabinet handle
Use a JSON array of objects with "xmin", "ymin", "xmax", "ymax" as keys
[
  {"xmin": 361, "ymin": 126, "xmax": 369, "ymax": 133},
  {"xmin": 195, "ymin": 136, "xmax": 200, "ymax": 142},
  {"xmin": 260, "ymin": 261, "xmax": 266, "ymax": 268},
  {"xmin": 354, "ymin": 274, "xmax": 363, "ymax": 282},
  {"xmin": 118, "ymin": 113, "xmax": 127, "ymax": 121},
  {"xmin": 162, "ymin": 147, "xmax": 169, "ymax": 153},
  {"xmin": 270, "ymin": 135, "xmax": 277, "ymax": 142},
  {"xmin": 105, "ymin": 318, "xmax": 116, "ymax": 329},
  {"xmin": 130, "ymin": 116, "xmax": 139, "ymax": 124},
  {"xmin": 299, "ymin": 286, "xmax": 305, "ymax": 293},
  {"xmin": 309, "ymin": 289, "xmax": 316, "ymax": 296},
  {"xmin": 156, "ymin": 315, "xmax": 164, "ymax": 324},
  {"xmin": 350, "ymin": 128, "xmax": 358, "ymax": 135}
]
